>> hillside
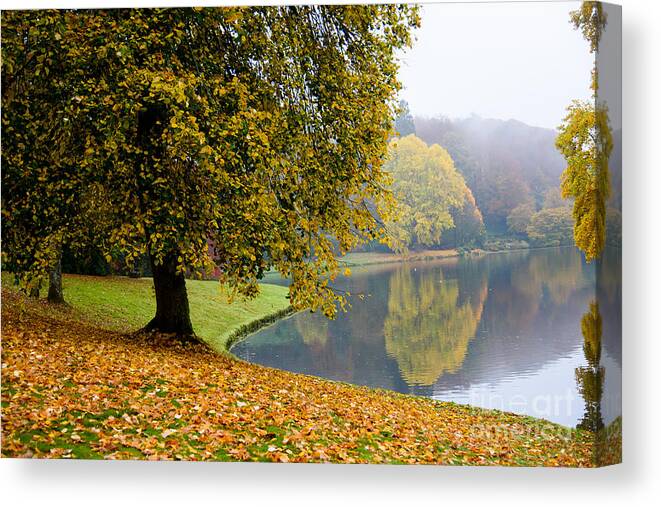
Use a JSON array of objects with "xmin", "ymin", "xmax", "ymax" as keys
[{"xmin": 414, "ymin": 115, "xmax": 565, "ymax": 232}]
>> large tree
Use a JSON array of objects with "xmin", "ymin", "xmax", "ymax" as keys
[
  {"xmin": 383, "ymin": 135, "xmax": 470, "ymax": 249},
  {"xmin": 556, "ymin": 1, "xmax": 612, "ymax": 262},
  {"xmin": 556, "ymin": 101, "xmax": 611, "ymax": 260},
  {"xmin": 2, "ymin": 6, "xmax": 420, "ymax": 336}
]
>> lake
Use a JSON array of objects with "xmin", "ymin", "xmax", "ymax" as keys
[{"xmin": 233, "ymin": 247, "xmax": 622, "ymax": 428}]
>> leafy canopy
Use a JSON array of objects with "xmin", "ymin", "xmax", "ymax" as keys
[
  {"xmin": 1, "ymin": 6, "xmax": 420, "ymax": 317},
  {"xmin": 526, "ymin": 206, "xmax": 574, "ymax": 248},
  {"xmin": 383, "ymin": 135, "xmax": 469, "ymax": 249},
  {"xmin": 557, "ymin": 1, "xmax": 612, "ymax": 262},
  {"xmin": 556, "ymin": 101, "xmax": 612, "ymax": 261},
  {"xmin": 507, "ymin": 201, "xmax": 536, "ymax": 236}
]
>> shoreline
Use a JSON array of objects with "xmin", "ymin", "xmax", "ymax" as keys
[
  {"xmin": 1, "ymin": 287, "xmax": 597, "ymax": 465},
  {"xmin": 226, "ymin": 244, "xmax": 580, "ymax": 354},
  {"xmin": 2, "ymin": 248, "xmax": 614, "ymax": 466},
  {"xmin": 337, "ymin": 248, "xmax": 460, "ymax": 267},
  {"xmin": 222, "ymin": 305, "xmax": 296, "ymax": 354},
  {"xmin": 336, "ymin": 243, "xmax": 580, "ymax": 268}
]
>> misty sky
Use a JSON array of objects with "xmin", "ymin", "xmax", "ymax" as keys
[{"xmin": 398, "ymin": 1, "xmax": 593, "ymax": 130}]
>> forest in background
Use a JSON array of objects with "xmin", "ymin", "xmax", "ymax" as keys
[{"xmin": 382, "ymin": 101, "xmax": 622, "ymax": 255}]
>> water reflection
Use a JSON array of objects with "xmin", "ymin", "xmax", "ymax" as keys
[
  {"xmin": 383, "ymin": 267, "xmax": 487, "ymax": 385},
  {"xmin": 574, "ymin": 298, "xmax": 622, "ymax": 465},
  {"xmin": 233, "ymin": 247, "xmax": 620, "ymax": 428},
  {"xmin": 575, "ymin": 302, "xmax": 605, "ymax": 432}
]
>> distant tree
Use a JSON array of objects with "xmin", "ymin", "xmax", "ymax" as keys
[
  {"xmin": 542, "ymin": 187, "xmax": 571, "ymax": 209},
  {"xmin": 507, "ymin": 201, "xmax": 536, "ymax": 236},
  {"xmin": 450, "ymin": 187, "xmax": 485, "ymax": 248},
  {"xmin": 1, "ymin": 6, "xmax": 420, "ymax": 336},
  {"xmin": 394, "ymin": 99, "xmax": 416, "ymax": 137},
  {"xmin": 384, "ymin": 135, "xmax": 469, "ymax": 249},
  {"xmin": 526, "ymin": 207, "xmax": 574, "ymax": 247}
]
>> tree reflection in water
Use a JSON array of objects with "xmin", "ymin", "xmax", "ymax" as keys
[
  {"xmin": 575, "ymin": 300, "xmax": 622, "ymax": 465},
  {"xmin": 575, "ymin": 301, "xmax": 605, "ymax": 432},
  {"xmin": 234, "ymin": 247, "xmax": 612, "ymax": 428},
  {"xmin": 383, "ymin": 265, "xmax": 487, "ymax": 386}
]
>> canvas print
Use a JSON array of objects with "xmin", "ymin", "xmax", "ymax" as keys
[{"xmin": 1, "ymin": 1, "xmax": 621, "ymax": 466}]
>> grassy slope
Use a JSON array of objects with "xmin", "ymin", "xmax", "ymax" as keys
[{"xmin": 1, "ymin": 274, "xmax": 290, "ymax": 352}]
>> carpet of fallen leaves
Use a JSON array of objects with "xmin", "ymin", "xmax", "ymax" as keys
[{"xmin": 1, "ymin": 289, "xmax": 596, "ymax": 466}]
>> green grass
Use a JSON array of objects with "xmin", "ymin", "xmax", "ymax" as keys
[{"xmin": 2, "ymin": 273, "xmax": 290, "ymax": 353}]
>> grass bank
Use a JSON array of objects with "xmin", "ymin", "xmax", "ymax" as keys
[
  {"xmin": 338, "ymin": 248, "xmax": 459, "ymax": 267},
  {"xmin": 1, "ymin": 276, "xmax": 598, "ymax": 465},
  {"xmin": 0, "ymin": 273, "xmax": 290, "ymax": 353}
]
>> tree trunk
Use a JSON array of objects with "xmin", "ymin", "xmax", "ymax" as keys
[
  {"xmin": 128, "ymin": 258, "xmax": 141, "ymax": 278},
  {"xmin": 144, "ymin": 252, "xmax": 195, "ymax": 338},
  {"xmin": 136, "ymin": 103, "xmax": 194, "ymax": 338},
  {"xmin": 48, "ymin": 254, "xmax": 65, "ymax": 304},
  {"xmin": 28, "ymin": 281, "xmax": 41, "ymax": 299}
]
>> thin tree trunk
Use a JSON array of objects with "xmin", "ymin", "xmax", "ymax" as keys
[
  {"xmin": 128, "ymin": 257, "xmax": 141, "ymax": 278},
  {"xmin": 144, "ymin": 251, "xmax": 195, "ymax": 338},
  {"xmin": 47, "ymin": 253, "xmax": 65, "ymax": 303},
  {"xmin": 28, "ymin": 280, "xmax": 41, "ymax": 299}
]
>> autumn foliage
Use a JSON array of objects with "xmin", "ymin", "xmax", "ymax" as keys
[
  {"xmin": 556, "ymin": 1, "xmax": 613, "ymax": 262},
  {"xmin": 1, "ymin": 289, "xmax": 595, "ymax": 465},
  {"xmin": 384, "ymin": 135, "xmax": 478, "ymax": 250},
  {"xmin": 1, "ymin": 6, "xmax": 420, "ymax": 333}
]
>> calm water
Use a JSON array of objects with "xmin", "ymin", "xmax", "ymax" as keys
[{"xmin": 233, "ymin": 247, "xmax": 622, "ymax": 427}]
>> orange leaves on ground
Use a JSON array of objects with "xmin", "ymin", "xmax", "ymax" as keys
[{"xmin": 1, "ymin": 289, "xmax": 594, "ymax": 466}]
